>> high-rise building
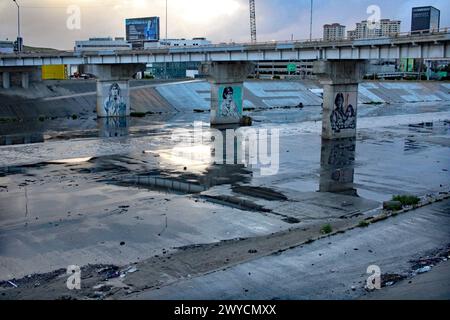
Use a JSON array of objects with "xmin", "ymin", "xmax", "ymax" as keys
[
  {"xmin": 411, "ymin": 6, "xmax": 440, "ymax": 33},
  {"xmin": 348, "ymin": 19, "xmax": 401, "ymax": 39},
  {"xmin": 380, "ymin": 19, "xmax": 401, "ymax": 36},
  {"xmin": 347, "ymin": 30, "xmax": 357, "ymax": 40},
  {"xmin": 323, "ymin": 23, "xmax": 346, "ymax": 41}
]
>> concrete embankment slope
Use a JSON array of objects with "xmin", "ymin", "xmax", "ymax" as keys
[
  {"xmin": 156, "ymin": 80, "xmax": 450, "ymax": 111},
  {"xmin": 0, "ymin": 80, "xmax": 449, "ymax": 119},
  {"xmin": 0, "ymin": 80, "xmax": 177, "ymax": 119}
]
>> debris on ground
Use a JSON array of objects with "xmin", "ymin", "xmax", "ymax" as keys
[
  {"xmin": 416, "ymin": 266, "xmax": 432, "ymax": 274},
  {"xmin": 381, "ymin": 273, "xmax": 407, "ymax": 287}
]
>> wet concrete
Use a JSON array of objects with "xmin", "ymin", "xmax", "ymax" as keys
[
  {"xmin": 0, "ymin": 99, "xmax": 449, "ymax": 290},
  {"xmin": 133, "ymin": 200, "xmax": 450, "ymax": 300}
]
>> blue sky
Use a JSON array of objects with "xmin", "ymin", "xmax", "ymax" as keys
[{"xmin": 0, "ymin": 0, "xmax": 449, "ymax": 49}]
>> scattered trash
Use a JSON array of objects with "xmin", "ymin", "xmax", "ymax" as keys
[
  {"xmin": 127, "ymin": 267, "xmax": 138, "ymax": 274},
  {"xmin": 381, "ymin": 273, "xmax": 407, "ymax": 287},
  {"xmin": 7, "ymin": 281, "xmax": 18, "ymax": 288},
  {"xmin": 121, "ymin": 266, "xmax": 138, "ymax": 274},
  {"xmin": 97, "ymin": 266, "xmax": 120, "ymax": 280},
  {"xmin": 416, "ymin": 266, "xmax": 432, "ymax": 274}
]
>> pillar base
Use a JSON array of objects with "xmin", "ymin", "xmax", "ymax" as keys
[
  {"xmin": 96, "ymin": 80, "xmax": 131, "ymax": 117},
  {"xmin": 319, "ymin": 138, "xmax": 357, "ymax": 195},
  {"xmin": 314, "ymin": 60, "xmax": 367, "ymax": 140},
  {"xmin": 2, "ymin": 72, "xmax": 10, "ymax": 89},
  {"xmin": 21, "ymin": 72, "xmax": 29, "ymax": 89},
  {"xmin": 322, "ymin": 83, "xmax": 358, "ymax": 140},
  {"xmin": 210, "ymin": 82, "xmax": 245, "ymax": 125},
  {"xmin": 201, "ymin": 62, "xmax": 254, "ymax": 126}
]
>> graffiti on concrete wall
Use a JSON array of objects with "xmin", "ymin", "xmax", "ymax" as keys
[
  {"xmin": 218, "ymin": 86, "xmax": 242, "ymax": 121},
  {"xmin": 330, "ymin": 92, "xmax": 356, "ymax": 133},
  {"xmin": 103, "ymin": 83, "xmax": 128, "ymax": 117}
]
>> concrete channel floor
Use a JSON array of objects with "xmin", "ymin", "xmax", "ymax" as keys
[
  {"xmin": 133, "ymin": 199, "xmax": 450, "ymax": 300},
  {"xmin": 362, "ymin": 260, "xmax": 450, "ymax": 300},
  {"xmin": 0, "ymin": 105, "xmax": 449, "ymax": 296}
]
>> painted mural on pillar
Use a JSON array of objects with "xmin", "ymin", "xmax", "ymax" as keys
[
  {"xmin": 103, "ymin": 83, "xmax": 128, "ymax": 117},
  {"xmin": 330, "ymin": 92, "xmax": 356, "ymax": 133},
  {"xmin": 218, "ymin": 86, "xmax": 242, "ymax": 121}
]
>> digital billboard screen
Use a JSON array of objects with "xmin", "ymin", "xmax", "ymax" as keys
[{"xmin": 126, "ymin": 17, "xmax": 160, "ymax": 42}]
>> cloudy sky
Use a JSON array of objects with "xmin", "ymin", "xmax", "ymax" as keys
[{"xmin": 0, "ymin": 0, "xmax": 449, "ymax": 49}]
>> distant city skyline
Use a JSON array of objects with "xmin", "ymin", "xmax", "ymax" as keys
[{"xmin": 0, "ymin": 0, "xmax": 449, "ymax": 50}]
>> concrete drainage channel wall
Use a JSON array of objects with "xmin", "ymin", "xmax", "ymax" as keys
[{"xmin": 0, "ymin": 80, "xmax": 449, "ymax": 120}]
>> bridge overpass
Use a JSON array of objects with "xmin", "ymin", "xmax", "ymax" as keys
[
  {"xmin": 0, "ymin": 30, "xmax": 449, "ymax": 66},
  {"xmin": 1, "ymin": 30, "xmax": 450, "ymax": 140}
]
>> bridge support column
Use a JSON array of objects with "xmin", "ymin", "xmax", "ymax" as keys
[
  {"xmin": 201, "ymin": 62, "xmax": 254, "ymax": 126},
  {"xmin": 85, "ymin": 64, "xmax": 144, "ymax": 118},
  {"xmin": 314, "ymin": 60, "xmax": 367, "ymax": 140},
  {"xmin": 2, "ymin": 72, "xmax": 10, "ymax": 89},
  {"xmin": 319, "ymin": 138, "xmax": 357, "ymax": 196},
  {"xmin": 96, "ymin": 80, "xmax": 131, "ymax": 117},
  {"xmin": 21, "ymin": 72, "xmax": 29, "ymax": 89}
]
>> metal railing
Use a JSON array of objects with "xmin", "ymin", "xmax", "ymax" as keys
[{"xmin": 1, "ymin": 27, "xmax": 449, "ymax": 58}]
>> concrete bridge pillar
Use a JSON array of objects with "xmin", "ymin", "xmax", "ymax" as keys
[
  {"xmin": 201, "ymin": 62, "xmax": 254, "ymax": 126},
  {"xmin": 21, "ymin": 72, "xmax": 29, "ymax": 89},
  {"xmin": 84, "ymin": 64, "xmax": 145, "ymax": 118},
  {"xmin": 314, "ymin": 60, "xmax": 367, "ymax": 140},
  {"xmin": 2, "ymin": 72, "xmax": 10, "ymax": 89},
  {"xmin": 319, "ymin": 138, "xmax": 357, "ymax": 196}
]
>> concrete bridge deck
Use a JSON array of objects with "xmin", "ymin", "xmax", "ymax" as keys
[{"xmin": 0, "ymin": 30, "xmax": 449, "ymax": 67}]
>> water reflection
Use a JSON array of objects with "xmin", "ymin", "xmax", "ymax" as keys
[
  {"xmin": 0, "ymin": 132, "xmax": 44, "ymax": 146},
  {"xmin": 98, "ymin": 117, "xmax": 129, "ymax": 138},
  {"xmin": 319, "ymin": 138, "xmax": 357, "ymax": 196},
  {"xmin": 124, "ymin": 125, "xmax": 252, "ymax": 194},
  {"xmin": 203, "ymin": 127, "xmax": 252, "ymax": 187}
]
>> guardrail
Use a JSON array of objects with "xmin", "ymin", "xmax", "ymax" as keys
[{"xmin": 0, "ymin": 27, "xmax": 449, "ymax": 59}]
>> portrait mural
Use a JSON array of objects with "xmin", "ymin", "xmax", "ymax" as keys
[
  {"xmin": 102, "ymin": 82, "xmax": 129, "ymax": 117},
  {"xmin": 218, "ymin": 86, "xmax": 243, "ymax": 121},
  {"xmin": 330, "ymin": 92, "xmax": 356, "ymax": 133}
]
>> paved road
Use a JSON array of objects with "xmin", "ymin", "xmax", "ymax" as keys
[{"xmin": 134, "ymin": 199, "xmax": 450, "ymax": 300}]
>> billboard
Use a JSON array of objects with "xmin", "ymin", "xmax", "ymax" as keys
[{"xmin": 126, "ymin": 17, "xmax": 160, "ymax": 42}]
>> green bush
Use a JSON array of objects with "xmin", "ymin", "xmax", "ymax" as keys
[
  {"xmin": 358, "ymin": 221, "xmax": 370, "ymax": 228},
  {"xmin": 321, "ymin": 224, "xmax": 333, "ymax": 234},
  {"xmin": 384, "ymin": 201, "xmax": 403, "ymax": 211},
  {"xmin": 392, "ymin": 195, "xmax": 420, "ymax": 206}
]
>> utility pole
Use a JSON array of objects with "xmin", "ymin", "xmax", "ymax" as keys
[
  {"xmin": 13, "ymin": 0, "xmax": 23, "ymax": 52},
  {"xmin": 309, "ymin": 0, "xmax": 313, "ymax": 41},
  {"xmin": 165, "ymin": 0, "xmax": 168, "ymax": 42},
  {"xmin": 164, "ymin": 0, "xmax": 168, "ymax": 79},
  {"xmin": 249, "ymin": 0, "xmax": 257, "ymax": 43}
]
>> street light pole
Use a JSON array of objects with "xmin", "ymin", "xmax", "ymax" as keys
[
  {"xmin": 165, "ymin": 0, "xmax": 168, "ymax": 42},
  {"xmin": 164, "ymin": 0, "xmax": 168, "ymax": 79},
  {"xmin": 13, "ymin": 0, "xmax": 20, "ymax": 38},
  {"xmin": 13, "ymin": 0, "xmax": 22, "ymax": 52},
  {"xmin": 309, "ymin": 0, "xmax": 313, "ymax": 41}
]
